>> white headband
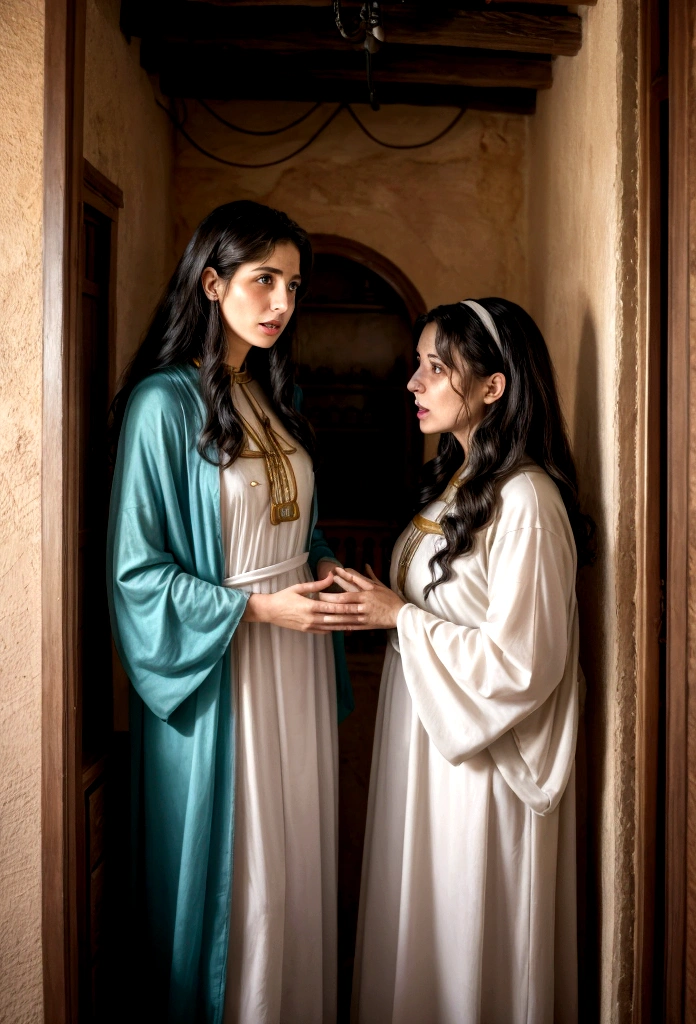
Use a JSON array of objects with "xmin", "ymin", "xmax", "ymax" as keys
[{"xmin": 460, "ymin": 299, "xmax": 502, "ymax": 354}]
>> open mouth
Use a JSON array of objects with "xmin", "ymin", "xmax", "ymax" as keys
[
  {"xmin": 259, "ymin": 320, "xmax": 282, "ymax": 335},
  {"xmin": 415, "ymin": 402, "xmax": 429, "ymax": 419}
]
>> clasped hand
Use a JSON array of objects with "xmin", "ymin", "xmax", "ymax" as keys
[
  {"xmin": 317, "ymin": 566, "xmax": 405, "ymax": 630},
  {"xmin": 241, "ymin": 564, "xmax": 404, "ymax": 633},
  {"xmin": 242, "ymin": 558, "xmax": 338, "ymax": 633}
]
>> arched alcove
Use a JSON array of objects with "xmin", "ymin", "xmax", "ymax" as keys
[
  {"xmin": 298, "ymin": 236, "xmax": 425, "ymax": 578},
  {"xmin": 310, "ymin": 235, "xmax": 427, "ymax": 324},
  {"xmin": 297, "ymin": 238, "xmax": 425, "ymax": 1017}
]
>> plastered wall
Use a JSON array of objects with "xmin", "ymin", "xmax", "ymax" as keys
[
  {"xmin": 83, "ymin": 0, "xmax": 175, "ymax": 378},
  {"xmin": 172, "ymin": 101, "xmax": 529, "ymax": 311},
  {"xmin": 173, "ymin": 103, "xmax": 529, "ymax": 468},
  {"xmin": 528, "ymin": 0, "xmax": 639, "ymax": 1018},
  {"xmin": 0, "ymin": 0, "xmax": 45, "ymax": 1020}
]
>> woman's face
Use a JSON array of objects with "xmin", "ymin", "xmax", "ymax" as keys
[
  {"xmin": 407, "ymin": 322, "xmax": 505, "ymax": 450},
  {"xmin": 201, "ymin": 241, "xmax": 302, "ymax": 367},
  {"xmin": 407, "ymin": 323, "xmax": 469, "ymax": 437}
]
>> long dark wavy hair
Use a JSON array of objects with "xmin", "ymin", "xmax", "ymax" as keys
[
  {"xmin": 109, "ymin": 200, "xmax": 315, "ymax": 464},
  {"xmin": 418, "ymin": 298, "xmax": 595, "ymax": 598}
]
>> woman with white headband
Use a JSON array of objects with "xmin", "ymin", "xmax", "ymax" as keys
[{"xmin": 320, "ymin": 298, "xmax": 593, "ymax": 1023}]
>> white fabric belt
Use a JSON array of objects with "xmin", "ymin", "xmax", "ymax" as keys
[{"xmin": 223, "ymin": 551, "xmax": 309, "ymax": 591}]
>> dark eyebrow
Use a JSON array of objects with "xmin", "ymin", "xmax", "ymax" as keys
[{"xmin": 253, "ymin": 265, "xmax": 302, "ymax": 280}]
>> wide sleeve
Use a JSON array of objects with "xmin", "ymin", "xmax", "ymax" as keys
[
  {"xmin": 107, "ymin": 381, "xmax": 247, "ymax": 722},
  {"xmin": 396, "ymin": 525, "xmax": 579, "ymax": 814}
]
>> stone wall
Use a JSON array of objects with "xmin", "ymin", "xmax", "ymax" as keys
[{"xmin": 0, "ymin": 0, "xmax": 45, "ymax": 1020}]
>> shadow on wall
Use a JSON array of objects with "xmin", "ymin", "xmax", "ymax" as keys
[{"xmin": 573, "ymin": 305, "xmax": 606, "ymax": 1022}]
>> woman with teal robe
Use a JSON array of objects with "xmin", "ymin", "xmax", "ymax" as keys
[{"xmin": 107, "ymin": 201, "xmax": 352, "ymax": 1024}]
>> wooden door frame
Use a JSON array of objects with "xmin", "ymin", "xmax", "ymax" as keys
[
  {"xmin": 632, "ymin": 1, "xmax": 696, "ymax": 1017},
  {"xmin": 663, "ymin": 0, "xmax": 696, "ymax": 1019},
  {"xmin": 633, "ymin": 0, "xmax": 669, "ymax": 1018},
  {"xmin": 42, "ymin": 0, "xmax": 86, "ymax": 1020}
]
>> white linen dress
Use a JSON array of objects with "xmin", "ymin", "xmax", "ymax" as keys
[
  {"xmin": 352, "ymin": 460, "xmax": 580, "ymax": 1024},
  {"xmin": 221, "ymin": 381, "xmax": 338, "ymax": 1024}
]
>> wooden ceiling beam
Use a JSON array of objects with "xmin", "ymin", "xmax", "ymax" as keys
[
  {"xmin": 486, "ymin": 0, "xmax": 596, "ymax": 6},
  {"xmin": 314, "ymin": 53, "xmax": 552, "ymax": 90},
  {"xmin": 383, "ymin": 11, "xmax": 581, "ymax": 55},
  {"xmin": 143, "ymin": 8, "xmax": 582, "ymax": 58},
  {"xmin": 186, "ymin": 1, "xmax": 596, "ymax": 8},
  {"xmin": 158, "ymin": 71, "xmax": 538, "ymax": 113},
  {"xmin": 150, "ymin": 42, "xmax": 552, "ymax": 90}
]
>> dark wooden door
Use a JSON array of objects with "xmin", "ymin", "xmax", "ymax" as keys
[
  {"xmin": 77, "ymin": 200, "xmax": 114, "ymax": 1020},
  {"xmin": 70, "ymin": 163, "xmax": 125, "ymax": 1022}
]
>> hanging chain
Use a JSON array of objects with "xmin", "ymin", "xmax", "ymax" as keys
[{"xmin": 333, "ymin": 0, "xmax": 385, "ymax": 110}]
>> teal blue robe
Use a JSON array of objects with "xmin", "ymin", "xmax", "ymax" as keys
[{"xmin": 106, "ymin": 364, "xmax": 352, "ymax": 1023}]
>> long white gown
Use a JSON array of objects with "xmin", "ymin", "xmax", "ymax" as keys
[
  {"xmin": 352, "ymin": 460, "xmax": 580, "ymax": 1024},
  {"xmin": 221, "ymin": 381, "xmax": 338, "ymax": 1024}
]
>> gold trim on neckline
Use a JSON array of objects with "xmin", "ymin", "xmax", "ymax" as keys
[
  {"xmin": 395, "ymin": 472, "xmax": 464, "ymax": 594},
  {"xmin": 412, "ymin": 513, "xmax": 444, "ymax": 536},
  {"xmin": 191, "ymin": 358, "xmax": 253, "ymax": 384},
  {"xmin": 228, "ymin": 366, "xmax": 252, "ymax": 384},
  {"xmin": 236, "ymin": 380, "xmax": 299, "ymax": 525}
]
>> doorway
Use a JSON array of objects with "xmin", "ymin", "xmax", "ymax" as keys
[{"xmin": 42, "ymin": 1, "xmax": 686, "ymax": 1022}]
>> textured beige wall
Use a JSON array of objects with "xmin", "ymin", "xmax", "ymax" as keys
[
  {"xmin": 528, "ymin": 0, "xmax": 639, "ymax": 1019},
  {"xmin": 0, "ymin": 0, "xmax": 45, "ymax": 1020},
  {"xmin": 172, "ymin": 102, "xmax": 529, "ymax": 311},
  {"xmin": 83, "ymin": 0, "xmax": 175, "ymax": 377}
]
